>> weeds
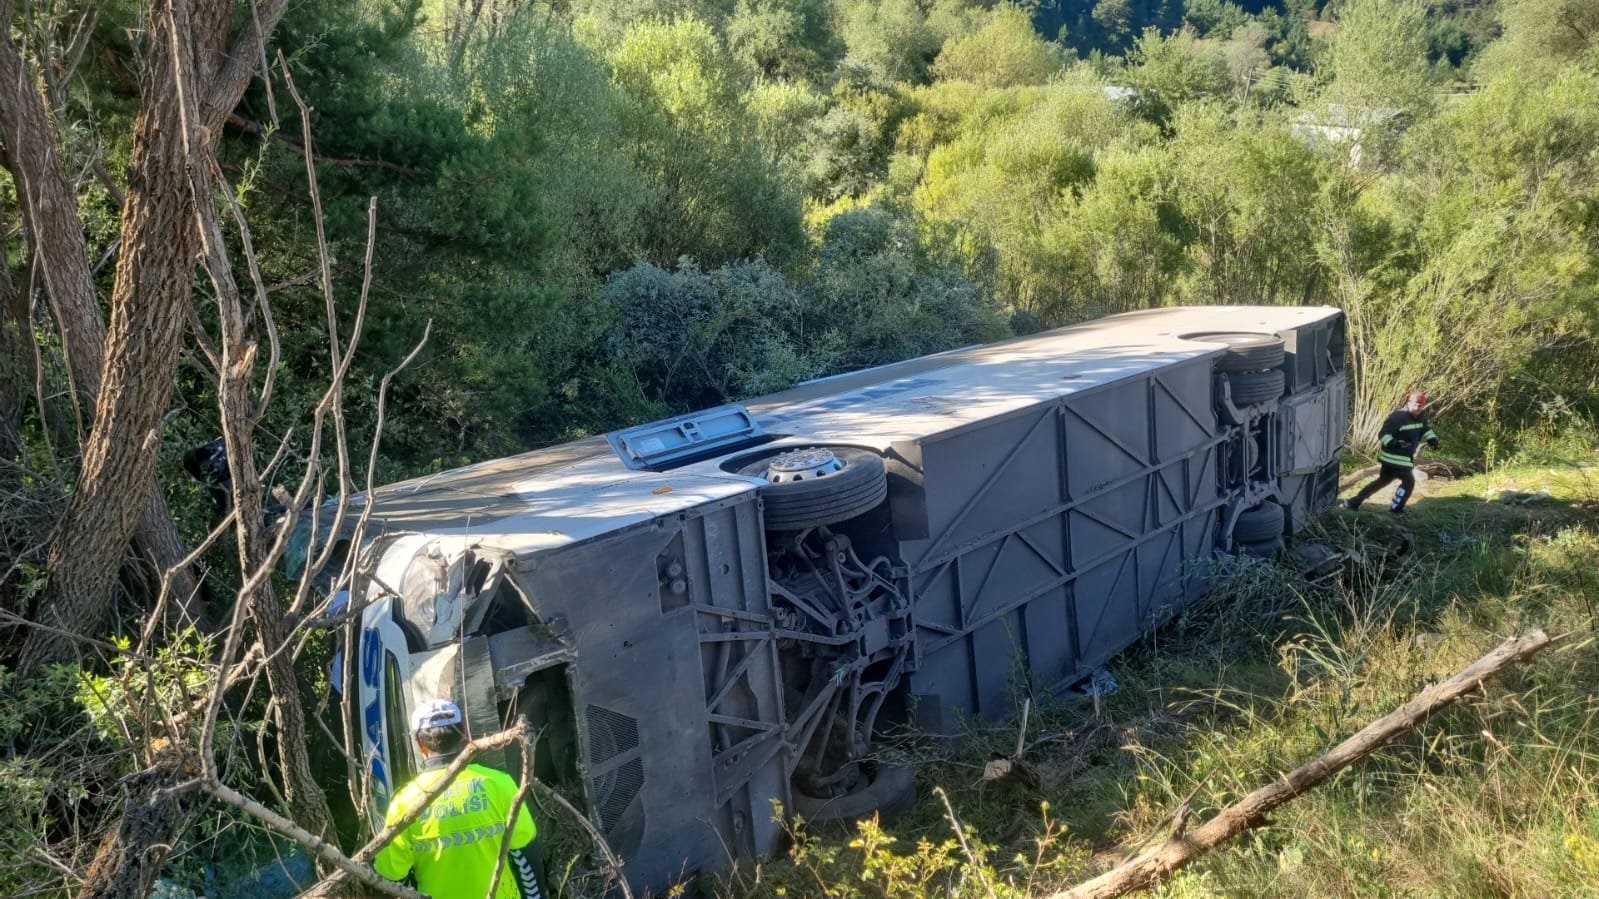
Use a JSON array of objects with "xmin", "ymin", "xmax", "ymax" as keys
[{"xmin": 1507, "ymin": 398, "xmax": 1599, "ymax": 469}]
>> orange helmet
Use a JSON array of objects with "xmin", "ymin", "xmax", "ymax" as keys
[{"xmin": 1405, "ymin": 391, "xmax": 1427, "ymax": 412}]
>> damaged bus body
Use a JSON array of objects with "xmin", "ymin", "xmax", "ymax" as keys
[{"xmin": 337, "ymin": 305, "xmax": 1347, "ymax": 893}]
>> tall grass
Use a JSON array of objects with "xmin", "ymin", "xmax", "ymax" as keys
[{"xmin": 703, "ymin": 457, "xmax": 1599, "ymax": 899}]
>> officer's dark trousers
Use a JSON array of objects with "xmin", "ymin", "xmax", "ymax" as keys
[{"xmin": 1349, "ymin": 463, "xmax": 1416, "ymax": 512}]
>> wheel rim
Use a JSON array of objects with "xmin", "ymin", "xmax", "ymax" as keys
[{"xmin": 763, "ymin": 447, "xmax": 846, "ymax": 483}]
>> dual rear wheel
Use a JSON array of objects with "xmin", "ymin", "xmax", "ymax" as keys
[
  {"xmin": 1234, "ymin": 499, "xmax": 1285, "ymax": 556},
  {"xmin": 1186, "ymin": 331, "xmax": 1287, "ymax": 407}
]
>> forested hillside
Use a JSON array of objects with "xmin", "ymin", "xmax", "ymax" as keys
[
  {"xmin": 1, "ymin": 0, "xmax": 1597, "ymax": 895},
  {"xmin": 217, "ymin": 0, "xmax": 1595, "ymax": 475}
]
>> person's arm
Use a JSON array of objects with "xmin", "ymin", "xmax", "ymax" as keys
[
  {"xmin": 372, "ymin": 799, "xmax": 416, "ymax": 883},
  {"xmin": 494, "ymin": 769, "xmax": 537, "ymax": 849},
  {"xmin": 490, "ymin": 769, "xmax": 547, "ymax": 898},
  {"xmin": 1378, "ymin": 412, "xmax": 1401, "ymax": 449},
  {"xmin": 508, "ymin": 838, "xmax": 547, "ymax": 899},
  {"xmin": 1424, "ymin": 422, "xmax": 1439, "ymax": 449}
]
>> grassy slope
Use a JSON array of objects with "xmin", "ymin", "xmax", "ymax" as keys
[{"xmin": 697, "ymin": 449, "xmax": 1599, "ymax": 898}]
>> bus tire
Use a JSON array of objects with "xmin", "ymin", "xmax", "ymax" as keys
[
  {"xmin": 1185, "ymin": 332, "xmax": 1285, "ymax": 373},
  {"xmin": 792, "ymin": 763, "xmax": 916, "ymax": 823},
  {"xmin": 740, "ymin": 447, "xmax": 889, "ymax": 531},
  {"xmin": 1234, "ymin": 500, "xmax": 1285, "ymax": 543},
  {"xmin": 1226, "ymin": 369, "xmax": 1286, "ymax": 406}
]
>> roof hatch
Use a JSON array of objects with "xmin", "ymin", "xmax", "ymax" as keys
[{"xmin": 605, "ymin": 403, "xmax": 767, "ymax": 471}]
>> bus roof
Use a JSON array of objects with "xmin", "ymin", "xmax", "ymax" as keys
[{"xmin": 342, "ymin": 306, "xmax": 1339, "ymax": 552}]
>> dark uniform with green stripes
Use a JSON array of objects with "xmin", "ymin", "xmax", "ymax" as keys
[{"xmin": 1345, "ymin": 407, "xmax": 1439, "ymax": 514}]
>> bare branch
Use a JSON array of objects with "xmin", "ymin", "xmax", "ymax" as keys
[
  {"xmin": 1051, "ymin": 631, "xmax": 1558, "ymax": 899},
  {"xmin": 141, "ymin": 507, "xmax": 236, "ymax": 651},
  {"xmin": 200, "ymin": 778, "xmax": 424, "ymax": 899},
  {"xmin": 935, "ymin": 786, "xmax": 998, "ymax": 899},
  {"xmin": 487, "ymin": 718, "xmax": 540, "ymax": 898},
  {"xmin": 0, "ymin": 606, "xmax": 120, "ymax": 654},
  {"xmin": 208, "ymin": 155, "xmax": 281, "ymax": 416},
  {"xmin": 246, "ymin": 0, "xmax": 279, "ymax": 127},
  {"xmin": 527, "ymin": 768, "xmax": 636, "ymax": 899}
]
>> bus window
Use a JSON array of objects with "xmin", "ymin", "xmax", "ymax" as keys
[{"xmin": 383, "ymin": 653, "xmax": 415, "ymax": 788}]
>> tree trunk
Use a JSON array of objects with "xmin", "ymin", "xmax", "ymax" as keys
[
  {"xmin": 0, "ymin": 15, "xmax": 104, "ymax": 409},
  {"xmin": 0, "ymin": 1, "xmax": 203, "ymax": 634},
  {"xmin": 15, "ymin": 0, "xmax": 291, "ymax": 672},
  {"xmin": 210, "ymin": 269, "xmax": 334, "ymax": 840},
  {"xmin": 23, "ymin": 6, "xmax": 199, "ymax": 669},
  {"xmin": 79, "ymin": 743, "xmax": 198, "ymax": 899},
  {"xmin": 0, "ymin": 193, "xmax": 26, "ymax": 462}
]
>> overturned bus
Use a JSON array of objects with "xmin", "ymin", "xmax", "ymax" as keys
[{"xmin": 332, "ymin": 305, "xmax": 1347, "ymax": 893}]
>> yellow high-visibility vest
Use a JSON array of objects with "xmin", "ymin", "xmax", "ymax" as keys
[{"xmin": 374, "ymin": 760, "xmax": 538, "ymax": 899}]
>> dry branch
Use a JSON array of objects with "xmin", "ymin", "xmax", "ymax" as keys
[
  {"xmin": 487, "ymin": 718, "xmax": 540, "ymax": 899},
  {"xmin": 201, "ymin": 778, "xmax": 424, "ymax": 899},
  {"xmin": 527, "ymin": 770, "xmax": 638, "ymax": 899},
  {"xmin": 1050, "ymin": 630, "xmax": 1555, "ymax": 899},
  {"xmin": 935, "ymin": 786, "xmax": 999, "ymax": 899},
  {"xmin": 219, "ymin": 724, "xmax": 530, "ymax": 899}
]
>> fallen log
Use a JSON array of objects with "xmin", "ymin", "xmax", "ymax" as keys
[
  {"xmin": 1049, "ymin": 630, "xmax": 1555, "ymax": 899},
  {"xmin": 1418, "ymin": 458, "xmax": 1483, "ymax": 479},
  {"xmin": 1337, "ymin": 464, "xmax": 1381, "ymax": 491},
  {"xmin": 81, "ymin": 742, "xmax": 197, "ymax": 899},
  {"xmin": 1337, "ymin": 458, "xmax": 1481, "ymax": 492}
]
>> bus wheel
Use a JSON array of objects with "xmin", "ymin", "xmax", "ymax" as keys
[
  {"xmin": 1238, "ymin": 536, "xmax": 1285, "ymax": 557},
  {"xmin": 1234, "ymin": 500, "xmax": 1285, "ymax": 543},
  {"xmin": 791, "ymin": 763, "xmax": 915, "ymax": 824},
  {"xmin": 1183, "ymin": 331, "xmax": 1285, "ymax": 373},
  {"xmin": 1226, "ymin": 368, "xmax": 1286, "ymax": 406},
  {"xmin": 739, "ymin": 446, "xmax": 888, "ymax": 531}
]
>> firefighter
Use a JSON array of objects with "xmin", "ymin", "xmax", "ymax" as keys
[
  {"xmin": 374, "ymin": 699, "xmax": 548, "ymax": 898},
  {"xmin": 1342, "ymin": 391, "xmax": 1439, "ymax": 516},
  {"xmin": 182, "ymin": 436, "xmax": 232, "ymax": 522}
]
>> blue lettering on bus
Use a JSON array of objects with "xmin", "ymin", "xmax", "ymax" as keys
[
  {"xmin": 361, "ymin": 626, "xmax": 382, "ymax": 689},
  {"xmin": 358, "ymin": 627, "xmax": 392, "ymax": 814},
  {"xmin": 364, "ymin": 695, "xmax": 383, "ymax": 755}
]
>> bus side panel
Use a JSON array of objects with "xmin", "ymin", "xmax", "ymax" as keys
[
  {"xmin": 1277, "ymin": 311, "xmax": 1349, "ymax": 533},
  {"xmin": 901, "ymin": 360, "xmax": 1220, "ymax": 732},
  {"xmin": 521, "ymin": 495, "xmax": 783, "ymax": 896}
]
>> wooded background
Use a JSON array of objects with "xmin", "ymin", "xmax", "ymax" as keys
[{"xmin": 0, "ymin": 0, "xmax": 1596, "ymax": 895}]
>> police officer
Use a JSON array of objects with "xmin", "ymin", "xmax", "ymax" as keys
[
  {"xmin": 374, "ymin": 699, "xmax": 548, "ymax": 898},
  {"xmin": 1343, "ymin": 391, "xmax": 1439, "ymax": 516}
]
